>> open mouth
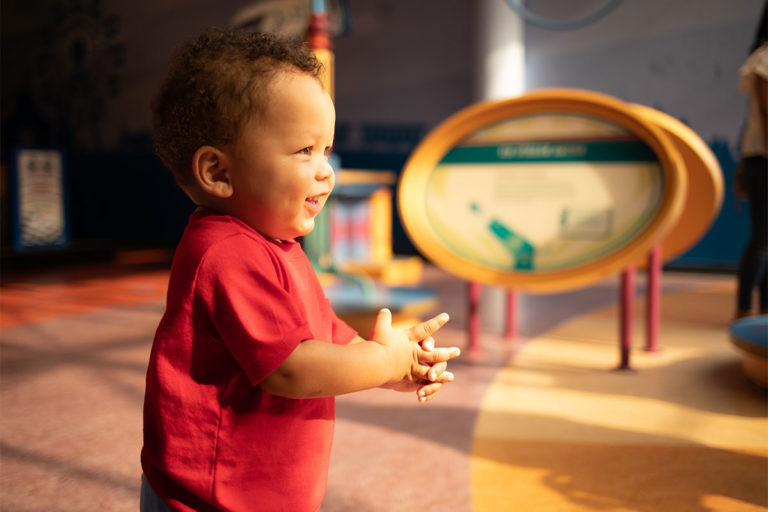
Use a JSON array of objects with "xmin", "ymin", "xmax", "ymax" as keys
[{"xmin": 305, "ymin": 194, "xmax": 325, "ymax": 211}]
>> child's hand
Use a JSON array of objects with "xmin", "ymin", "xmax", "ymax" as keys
[
  {"xmin": 409, "ymin": 313, "xmax": 455, "ymax": 402},
  {"xmin": 383, "ymin": 341, "xmax": 455, "ymax": 400},
  {"xmin": 370, "ymin": 309, "xmax": 460, "ymax": 399}
]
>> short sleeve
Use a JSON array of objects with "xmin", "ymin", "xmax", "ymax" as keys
[
  {"xmin": 325, "ymin": 297, "xmax": 359, "ymax": 344},
  {"xmin": 195, "ymin": 234, "xmax": 314, "ymax": 386}
]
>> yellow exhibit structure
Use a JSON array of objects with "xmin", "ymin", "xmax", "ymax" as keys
[
  {"xmin": 398, "ymin": 88, "xmax": 689, "ymax": 293},
  {"xmin": 630, "ymin": 104, "xmax": 723, "ymax": 265}
]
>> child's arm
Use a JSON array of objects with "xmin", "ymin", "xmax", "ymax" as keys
[{"xmin": 259, "ymin": 309, "xmax": 460, "ymax": 399}]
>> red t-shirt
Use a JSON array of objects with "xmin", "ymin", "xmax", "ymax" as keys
[{"xmin": 141, "ymin": 211, "xmax": 358, "ymax": 511}]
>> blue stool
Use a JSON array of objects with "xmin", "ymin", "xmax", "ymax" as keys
[
  {"xmin": 729, "ymin": 315, "xmax": 768, "ymax": 387},
  {"xmin": 325, "ymin": 282, "xmax": 439, "ymax": 335}
]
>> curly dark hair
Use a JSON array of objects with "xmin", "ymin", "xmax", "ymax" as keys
[{"xmin": 152, "ymin": 28, "xmax": 322, "ymax": 187}]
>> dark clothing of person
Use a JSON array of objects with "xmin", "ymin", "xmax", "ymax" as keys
[{"xmin": 737, "ymin": 155, "xmax": 768, "ymax": 312}]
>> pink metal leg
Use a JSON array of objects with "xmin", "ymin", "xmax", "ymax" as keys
[
  {"xmin": 469, "ymin": 282, "xmax": 481, "ymax": 353},
  {"xmin": 646, "ymin": 245, "xmax": 662, "ymax": 352},
  {"xmin": 505, "ymin": 289, "xmax": 517, "ymax": 340},
  {"xmin": 618, "ymin": 266, "xmax": 636, "ymax": 370}
]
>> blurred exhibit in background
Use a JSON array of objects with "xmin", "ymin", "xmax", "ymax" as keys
[{"xmin": 0, "ymin": 0, "xmax": 763, "ymax": 271}]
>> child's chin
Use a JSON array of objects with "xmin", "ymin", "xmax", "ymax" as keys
[{"xmin": 297, "ymin": 221, "xmax": 315, "ymax": 237}]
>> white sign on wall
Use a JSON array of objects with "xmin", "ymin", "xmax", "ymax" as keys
[{"xmin": 12, "ymin": 148, "xmax": 69, "ymax": 251}]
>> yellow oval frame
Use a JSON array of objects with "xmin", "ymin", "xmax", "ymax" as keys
[
  {"xmin": 630, "ymin": 104, "xmax": 723, "ymax": 265},
  {"xmin": 398, "ymin": 89, "xmax": 687, "ymax": 292}
]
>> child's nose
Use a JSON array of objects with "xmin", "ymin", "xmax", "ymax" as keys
[{"xmin": 316, "ymin": 157, "xmax": 334, "ymax": 181}]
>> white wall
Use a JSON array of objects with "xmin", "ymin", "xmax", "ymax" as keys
[{"xmin": 523, "ymin": 0, "xmax": 763, "ymax": 149}]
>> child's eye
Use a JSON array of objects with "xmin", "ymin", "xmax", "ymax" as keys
[
  {"xmin": 324, "ymin": 146, "xmax": 333, "ymax": 157},
  {"xmin": 298, "ymin": 147, "xmax": 312, "ymax": 155}
]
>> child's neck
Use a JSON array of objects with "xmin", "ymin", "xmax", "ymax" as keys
[{"xmin": 195, "ymin": 205, "xmax": 288, "ymax": 243}]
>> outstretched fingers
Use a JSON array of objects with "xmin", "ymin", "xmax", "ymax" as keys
[
  {"xmin": 371, "ymin": 308, "xmax": 393, "ymax": 336},
  {"xmin": 418, "ymin": 346, "xmax": 461, "ymax": 365},
  {"xmin": 417, "ymin": 382, "xmax": 443, "ymax": 402},
  {"xmin": 426, "ymin": 360, "xmax": 447, "ymax": 382},
  {"xmin": 408, "ymin": 313, "xmax": 450, "ymax": 342},
  {"xmin": 411, "ymin": 360, "xmax": 454, "ymax": 383}
]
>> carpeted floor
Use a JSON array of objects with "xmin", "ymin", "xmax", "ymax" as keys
[
  {"xmin": 471, "ymin": 278, "xmax": 768, "ymax": 512},
  {"xmin": 0, "ymin": 260, "xmax": 765, "ymax": 511}
]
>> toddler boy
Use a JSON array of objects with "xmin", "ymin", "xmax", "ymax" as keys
[{"xmin": 140, "ymin": 28, "xmax": 460, "ymax": 512}]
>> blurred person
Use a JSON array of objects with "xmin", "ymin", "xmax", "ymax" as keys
[{"xmin": 735, "ymin": 2, "xmax": 768, "ymax": 318}]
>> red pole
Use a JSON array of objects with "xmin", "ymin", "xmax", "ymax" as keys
[
  {"xmin": 505, "ymin": 289, "xmax": 517, "ymax": 340},
  {"xmin": 469, "ymin": 282, "xmax": 481, "ymax": 353},
  {"xmin": 646, "ymin": 244, "xmax": 661, "ymax": 352},
  {"xmin": 618, "ymin": 266, "xmax": 635, "ymax": 370},
  {"xmin": 306, "ymin": 2, "xmax": 334, "ymax": 99}
]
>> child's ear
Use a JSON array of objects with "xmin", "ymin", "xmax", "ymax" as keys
[{"xmin": 192, "ymin": 145, "xmax": 233, "ymax": 198}]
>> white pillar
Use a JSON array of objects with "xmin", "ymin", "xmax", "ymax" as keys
[
  {"xmin": 475, "ymin": 0, "xmax": 526, "ymax": 335},
  {"xmin": 475, "ymin": 0, "xmax": 526, "ymax": 101}
]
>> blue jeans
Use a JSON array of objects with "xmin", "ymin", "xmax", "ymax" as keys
[{"xmin": 140, "ymin": 474, "xmax": 170, "ymax": 512}]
